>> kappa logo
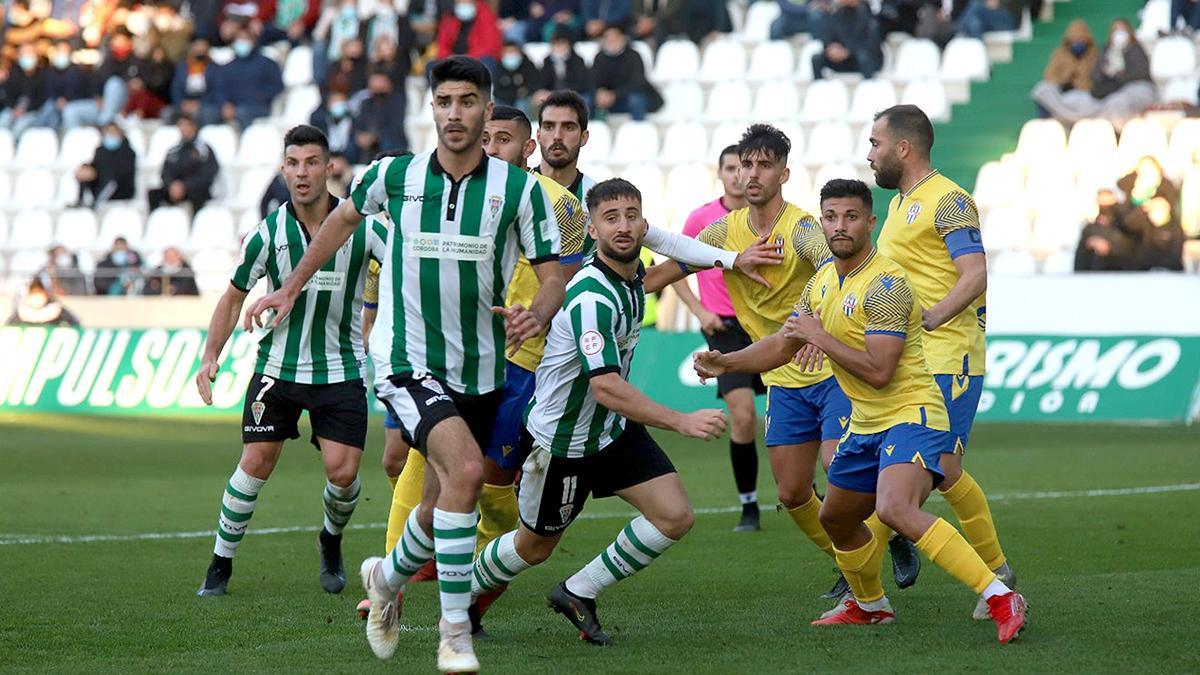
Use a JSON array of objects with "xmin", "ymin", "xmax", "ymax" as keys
[
  {"xmin": 251, "ymin": 401, "xmax": 266, "ymax": 426},
  {"xmin": 906, "ymin": 201, "xmax": 922, "ymax": 224},
  {"xmin": 559, "ymin": 504, "xmax": 574, "ymax": 523},
  {"xmin": 842, "ymin": 293, "xmax": 858, "ymax": 316}
]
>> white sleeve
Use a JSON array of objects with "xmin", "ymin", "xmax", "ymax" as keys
[{"xmin": 644, "ymin": 225, "xmax": 738, "ymax": 270}]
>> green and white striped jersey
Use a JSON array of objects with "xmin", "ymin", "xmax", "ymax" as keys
[
  {"xmin": 351, "ymin": 150, "xmax": 559, "ymax": 396},
  {"xmin": 231, "ymin": 197, "xmax": 387, "ymax": 384},
  {"xmin": 525, "ymin": 257, "xmax": 645, "ymax": 458}
]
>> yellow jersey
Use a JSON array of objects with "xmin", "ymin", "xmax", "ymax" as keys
[
  {"xmin": 363, "ymin": 259, "xmax": 380, "ymax": 308},
  {"xmin": 800, "ymin": 249, "xmax": 949, "ymax": 435},
  {"xmin": 697, "ymin": 202, "xmax": 833, "ymax": 388},
  {"xmin": 877, "ymin": 170, "xmax": 986, "ymax": 376},
  {"xmin": 505, "ymin": 172, "xmax": 588, "ymax": 372}
]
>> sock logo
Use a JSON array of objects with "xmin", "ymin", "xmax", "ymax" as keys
[{"xmin": 251, "ymin": 401, "xmax": 266, "ymax": 426}]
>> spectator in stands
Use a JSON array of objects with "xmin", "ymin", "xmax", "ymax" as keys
[
  {"xmin": 123, "ymin": 44, "xmax": 173, "ymax": 120},
  {"xmin": 1170, "ymin": 0, "xmax": 1200, "ymax": 32},
  {"xmin": 633, "ymin": 0, "xmax": 731, "ymax": 45},
  {"xmin": 147, "ymin": 3, "xmax": 194, "ymax": 63},
  {"xmin": 328, "ymin": 151, "xmax": 352, "ymax": 196},
  {"xmin": 366, "ymin": 33, "xmax": 410, "ymax": 84},
  {"xmin": 436, "ymin": 0, "xmax": 503, "ymax": 66},
  {"xmin": 6, "ymin": 279, "xmax": 80, "ymax": 327},
  {"xmin": 534, "ymin": 28, "xmax": 594, "ymax": 107},
  {"xmin": 38, "ymin": 245, "xmax": 89, "ymax": 296},
  {"xmin": 810, "ymin": 0, "xmax": 883, "ymax": 80},
  {"xmin": 261, "ymin": 171, "xmax": 290, "ymax": 217},
  {"xmin": 955, "ymin": 0, "xmax": 1019, "ymax": 39},
  {"xmin": 361, "ymin": 0, "xmax": 416, "ymax": 57},
  {"xmin": 74, "ymin": 121, "xmax": 136, "ymax": 208},
  {"xmin": 771, "ymin": 0, "xmax": 830, "ymax": 41},
  {"xmin": 62, "ymin": 31, "xmax": 137, "ymax": 131},
  {"xmin": 591, "ymin": 22, "xmax": 661, "ymax": 121},
  {"xmin": 144, "ymin": 247, "xmax": 200, "ymax": 296},
  {"xmin": 1119, "ymin": 157, "xmax": 1184, "ymax": 271},
  {"xmin": 0, "ymin": 42, "xmax": 47, "ymax": 138},
  {"xmin": 149, "ymin": 114, "xmax": 220, "ymax": 212},
  {"xmin": 321, "ymin": 37, "xmax": 368, "ymax": 98},
  {"xmin": 581, "ymin": 0, "xmax": 633, "ymax": 38},
  {"xmin": 1033, "ymin": 18, "xmax": 1154, "ymax": 131},
  {"xmin": 313, "ymin": 0, "xmax": 364, "ymax": 85},
  {"xmin": 94, "ymin": 237, "xmax": 144, "ymax": 296},
  {"xmin": 352, "ymin": 70, "xmax": 408, "ymax": 161},
  {"xmin": 1075, "ymin": 186, "xmax": 1143, "ymax": 271},
  {"xmin": 494, "ymin": 41, "xmax": 539, "ymax": 114},
  {"xmin": 310, "ymin": 90, "xmax": 356, "ymax": 161},
  {"xmin": 34, "ymin": 40, "xmax": 94, "ymax": 131},
  {"xmin": 1030, "ymin": 19, "xmax": 1097, "ymax": 117},
  {"xmin": 259, "ymin": 0, "xmax": 321, "ymax": 44},
  {"xmin": 502, "ymin": 0, "xmax": 582, "ymax": 44},
  {"xmin": 913, "ymin": 0, "xmax": 968, "ymax": 47},
  {"xmin": 171, "ymin": 38, "xmax": 212, "ymax": 120},
  {"xmin": 200, "ymin": 25, "xmax": 284, "ymax": 129}
]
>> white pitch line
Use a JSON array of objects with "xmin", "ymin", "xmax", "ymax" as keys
[{"xmin": 2, "ymin": 482, "xmax": 1197, "ymax": 547}]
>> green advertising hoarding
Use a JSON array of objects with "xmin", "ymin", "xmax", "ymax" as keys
[{"xmin": 1, "ymin": 327, "xmax": 1198, "ymax": 423}]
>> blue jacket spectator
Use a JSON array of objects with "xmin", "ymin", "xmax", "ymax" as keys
[
  {"xmin": 581, "ymin": 0, "xmax": 633, "ymax": 37},
  {"xmin": 811, "ymin": 0, "xmax": 883, "ymax": 79},
  {"xmin": 352, "ymin": 71, "xmax": 408, "ymax": 163},
  {"xmin": 199, "ymin": 27, "xmax": 284, "ymax": 129}
]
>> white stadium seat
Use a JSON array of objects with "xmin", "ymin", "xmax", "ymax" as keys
[
  {"xmin": 0, "ymin": 128, "xmax": 13, "ymax": 164},
  {"xmin": 1139, "ymin": 0, "xmax": 1171, "ymax": 40},
  {"xmin": 143, "ymin": 207, "xmax": 192, "ymax": 252},
  {"xmin": 55, "ymin": 209, "xmax": 100, "ymax": 251},
  {"xmin": 800, "ymin": 79, "xmax": 849, "ymax": 121},
  {"xmin": 0, "ymin": 171, "xmax": 12, "ymax": 206},
  {"xmin": 805, "ymin": 121, "xmax": 853, "ymax": 166},
  {"xmin": 1116, "ymin": 117, "xmax": 1169, "ymax": 171},
  {"xmin": 653, "ymin": 40, "xmax": 700, "ymax": 82},
  {"xmin": 98, "ymin": 205, "xmax": 146, "ymax": 250},
  {"xmin": 198, "ymin": 124, "xmax": 238, "ymax": 168},
  {"xmin": 230, "ymin": 167, "xmax": 278, "ymax": 210},
  {"xmin": 699, "ymin": 40, "xmax": 748, "ymax": 83},
  {"xmin": 145, "ymin": 125, "xmax": 183, "ymax": 171},
  {"xmin": 0, "ymin": 212, "xmax": 8, "ymax": 249},
  {"xmin": 892, "ymin": 39, "xmax": 941, "ymax": 83},
  {"xmin": 621, "ymin": 164, "xmax": 666, "ymax": 224},
  {"xmin": 753, "ymin": 80, "xmax": 801, "ymax": 120},
  {"xmin": 631, "ymin": 41, "xmax": 654, "ymax": 78},
  {"xmin": 282, "ymin": 84, "xmax": 322, "ymax": 126},
  {"xmin": 282, "ymin": 44, "xmax": 314, "ymax": 88},
  {"xmin": 660, "ymin": 122, "xmax": 709, "ymax": 164},
  {"xmin": 1161, "ymin": 76, "xmax": 1200, "ymax": 106},
  {"xmin": 610, "ymin": 122, "xmax": 661, "ymax": 164},
  {"xmin": 656, "ymin": 81, "xmax": 705, "ymax": 121},
  {"xmin": 56, "ymin": 126, "xmax": 101, "ymax": 169},
  {"xmin": 900, "ymin": 79, "xmax": 949, "ymax": 122},
  {"xmin": 125, "ymin": 125, "xmax": 147, "ymax": 159},
  {"xmin": 1066, "ymin": 118, "xmax": 1117, "ymax": 172},
  {"xmin": 664, "ymin": 163, "xmax": 717, "ymax": 226},
  {"xmin": 794, "ymin": 40, "xmax": 824, "ymax": 82},
  {"xmin": 940, "ymin": 37, "xmax": 990, "ymax": 82},
  {"xmin": 782, "ymin": 162, "xmax": 812, "ymax": 208},
  {"xmin": 578, "ymin": 121, "xmax": 612, "ymax": 165},
  {"xmin": 708, "ymin": 122, "xmax": 746, "ymax": 160},
  {"xmin": 813, "ymin": 163, "xmax": 859, "ymax": 190},
  {"xmin": 9, "ymin": 248, "xmax": 48, "ymax": 276},
  {"xmin": 13, "ymin": 127, "xmax": 59, "ymax": 168},
  {"xmin": 188, "ymin": 206, "xmax": 237, "ymax": 251},
  {"xmin": 1024, "ymin": 163, "xmax": 1077, "ymax": 218},
  {"xmin": 848, "ymin": 78, "xmax": 897, "ymax": 122},
  {"xmin": 741, "ymin": 1, "xmax": 781, "ymax": 43},
  {"xmin": 575, "ymin": 41, "xmax": 600, "ymax": 66},
  {"xmin": 10, "ymin": 169, "xmax": 56, "ymax": 211},
  {"xmin": 191, "ymin": 248, "xmax": 238, "ymax": 292},
  {"xmin": 1041, "ymin": 249, "xmax": 1075, "ymax": 274},
  {"xmin": 1014, "ymin": 118, "xmax": 1067, "ymax": 168},
  {"xmin": 705, "ymin": 80, "xmax": 753, "ymax": 122},
  {"xmin": 776, "ymin": 122, "xmax": 806, "ymax": 159},
  {"xmin": 989, "ymin": 250, "xmax": 1036, "ymax": 276},
  {"xmin": 1149, "ymin": 36, "xmax": 1198, "ymax": 81},
  {"xmin": 853, "ymin": 123, "xmax": 873, "ymax": 165},
  {"xmin": 980, "ymin": 206, "xmax": 1031, "ymax": 252},
  {"xmin": 237, "ymin": 123, "xmax": 284, "ymax": 167},
  {"xmin": 1182, "ymin": 168, "xmax": 1200, "ymax": 237},
  {"xmin": 747, "ymin": 41, "xmax": 795, "ymax": 81},
  {"xmin": 973, "ymin": 160, "xmax": 1024, "ymax": 210},
  {"xmin": 1031, "ymin": 208, "xmax": 1084, "ymax": 254},
  {"xmin": 51, "ymin": 172, "xmax": 78, "ymax": 211},
  {"xmin": 1166, "ymin": 118, "xmax": 1200, "ymax": 179},
  {"xmin": 523, "ymin": 42, "xmax": 550, "ymax": 68},
  {"xmin": 6, "ymin": 209, "xmax": 54, "ymax": 252},
  {"xmin": 238, "ymin": 208, "xmax": 262, "ymax": 236}
]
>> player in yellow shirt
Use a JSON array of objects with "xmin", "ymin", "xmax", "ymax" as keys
[
  {"xmin": 868, "ymin": 104, "xmax": 1014, "ymax": 620},
  {"xmin": 646, "ymin": 124, "xmax": 919, "ymax": 596},
  {"xmin": 694, "ymin": 179, "xmax": 1027, "ymax": 644}
]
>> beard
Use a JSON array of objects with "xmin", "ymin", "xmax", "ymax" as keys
[
  {"xmin": 873, "ymin": 157, "xmax": 903, "ymax": 190},
  {"xmin": 830, "ymin": 237, "xmax": 864, "ymax": 259},
  {"xmin": 438, "ymin": 120, "xmax": 484, "ymax": 153},
  {"xmin": 541, "ymin": 142, "xmax": 579, "ymax": 169},
  {"xmin": 599, "ymin": 240, "xmax": 641, "ymax": 263}
]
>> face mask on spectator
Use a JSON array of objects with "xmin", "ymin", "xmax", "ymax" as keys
[
  {"xmin": 56, "ymin": 253, "xmax": 74, "ymax": 268},
  {"xmin": 18, "ymin": 54, "xmax": 37, "ymax": 71},
  {"xmin": 330, "ymin": 101, "xmax": 348, "ymax": 118},
  {"xmin": 454, "ymin": 2, "xmax": 477, "ymax": 22},
  {"xmin": 501, "ymin": 53, "xmax": 521, "ymax": 70},
  {"xmin": 233, "ymin": 39, "xmax": 254, "ymax": 58},
  {"xmin": 341, "ymin": 3, "xmax": 358, "ymax": 18},
  {"xmin": 1110, "ymin": 29, "xmax": 1129, "ymax": 48},
  {"xmin": 103, "ymin": 134, "xmax": 122, "ymax": 150},
  {"xmin": 551, "ymin": 45, "xmax": 570, "ymax": 60},
  {"xmin": 52, "ymin": 53, "xmax": 71, "ymax": 70},
  {"xmin": 111, "ymin": 250, "xmax": 129, "ymax": 266},
  {"xmin": 161, "ymin": 262, "xmax": 182, "ymax": 275},
  {"xmin": 1068, "ymin": 41, "xmax": 1088, "ymax": 57}
]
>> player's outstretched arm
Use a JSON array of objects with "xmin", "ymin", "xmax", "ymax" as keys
[
  {"xmin": 494, "ymin": 260, "xmax": 566, "ymax": 356},
  {"xmin": 693, "ymin": 332, "xmax": 801, "ymax": 382},
  {"xmin": 923, "ymin": 251, "xmax": 986, "ymax": 331},
  {"xmin": 642, "ymin": 229, "xmax": 783, "ymax": 293},
  {"xmin": 195, "ymin": 284, "xmax": 249, "ymax": 405},
  {"xmin": 591, "ymin": 372, "xmax": 727, "ymax": 440},
  {"xmin": 784, "ymin": 313, "xmax": 903, "ymax": 389},
  {"xmin": 243, "ymin": 200, "xmax": 362, "ymax": 330}
]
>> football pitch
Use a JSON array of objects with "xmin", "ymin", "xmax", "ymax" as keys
[{"xmin": 2, "ymin": 412, "xmax": 1198, "ymax": 673}]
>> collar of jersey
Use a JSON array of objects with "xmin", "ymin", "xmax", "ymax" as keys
[
  {"xmin": 843, "ymin": 248, "xmax": 877, "ymax": 280},
  {"xmin": 429, "ymin": 150, "xmax": 488, "ymax": 180},
  {"xmin": 286, "ymin": 193, "xmax": 340, "ymax": 243},
  {"xmin": 901, "ymin": 169, "xmax": 940, "ymax": 199},
  {"xmin": 590, "ymin": 255, "xmax": 645, "ymax": 287}
]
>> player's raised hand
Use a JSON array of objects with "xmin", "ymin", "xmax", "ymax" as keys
[
  {"xmin": 491, "ymin": 304, "xmax": 543, "ymax": 356},
  {"xmin": 794, "ymin": 343, "xmax": 825, "ymax": 372},
  {"xmin": 244, "ymin": 290, "xmax": 295, "ymax": 332},
  {"xmin": 731, "ymin": 232, "xmax": 784, "ymax": 288},
  {"xmin": 692, "ymin": 349, "xmax": 728, "ymax": 384},
  {"xmin": 677, "ymin": 408, "xmax": 727, "ymax": 440},
  {"xmin": 195, "ymin": 360, "xmax": 220, "ymax": 406}
]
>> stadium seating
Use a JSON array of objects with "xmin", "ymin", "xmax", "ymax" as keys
[
  {"xmin": 660, "ymin": 122, "xmax": 709, "ymax": 164},
  {"xmin": 282, "ymin": 44, "xmax": 314, "ymax": 88},
  {"xmin": 652, "ymin": 40, "xmax": 700, "ymax": 82},
  {"xmin": 237, "ymin": 124, "xmax": 284, "ymax": 168},
  {"xmin": 741, "ymin": 1, "xmax": 781, "ymax": 43},
  {"xmin": 1066, "ymin": 118, "xmax": 1118, "ymax": 173},
  {"xmin": 13, "ymin": 128, "xmax": 59, "ymax": 169},
  {"xmin": 97, "ymin": 205, "xmax": 146, "ymax": 251},
  {"xmin": 891, "ymin": 39, "xmax": 941, "ymax": 83},
  {"xmin": 747, "ymin": 41, "xmax": 796, "ymax": 81},
  {"xmin": 704, "ymin": 81, "xmax": 754, "ymax": 121},
  {"xmin": 805, "ymin": 121, "xmax": 852, "ymax": 166},
  {"xmin": 900, "ymin": 79, "xmax": 950, "ymax": 122},
  {"xmin": 800, "ymin": 79, "xmax": 850, "ymax": 121},
  {"xmin": 1149, "ymin": 36, "xmax": 1197, "ymax": 82},
  {"xmin": 656, "ymin": 81, "xmax": 705, "ymax": 121},
  {"xmin": 699, "ymin": 39, "xmax": 748, "ymax": 83},
  {"xmin": 610, "ymin": 121, "xmax": 660, "ymax": 164},
  {"xmin": 752, "ymin": 80, "xmax": 801, "ymax": 120},
  {"xmin": 57, "ymin": 127, "xmax": 101, "ymax": 170},
  {"xmin": 848, "ymin": 78, "xmax": 897, "ymax": 122},
  {"xmin": 1115, "ymin": 117, "xmax": 1169, "ymax": 171},
  {"xmin": 11, "ymin": 170, "xmax": 57, "ymax": 212},
  {"xmin": 56, "ymin": 209, "xmax": 100, "ymax": 252},
  {"xmin": 0, "ymin": 129, "xmax": 13, "ymax": 165},
  {"xmin": 198, "ymin": 125, "xmax": 238, "ymax": 168},
  {"xmin": 6, "ymin": 210, "xmax": 55, "ymax": 252},
  {"xmin": 145, "ymin": 125, "xmax": 183, "ymax": 172},
  {"xmin": 143, "ymin": 207, "xmax": 192, "ymax": 252},
  {"xmin": 188, "ymin": 206, "xmax": 238, "ymax": 252}
]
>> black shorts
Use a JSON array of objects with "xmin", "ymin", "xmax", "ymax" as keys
[
  {"xmin": 517, "ymin": 423, "xmax": 677, "ymax": 536},
  {"xmin": 705, "ymin": 317, "xmax": 767, "ymax": 399},
  {"xmin": 241, "ymin": 373, "xmax": 367, "ymax": 449},
  {"xmin": 375, "ymin": 373, "xmax": 503, "ymax": 453}
]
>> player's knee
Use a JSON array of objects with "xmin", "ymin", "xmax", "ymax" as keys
[
  {"xmin": 238, "ymin": 448, "xmax": 275, "ymax": 479},
  {"xmin": 381, "ymin": 451, "xmax": 405, "ymax": 478},
  {"xmin": 775, "ymin": 481, "xmax": 814, "ymax": 509},
  {"xmin": 874, "ymin": 499, "xmax": 916, "ymax": 535},
  {"xmin": 938, "ymin": 462, "xmax": 963, "ymax": 489},
  {"xmin": 651, "ymin": 506, "xmax": 694, "ymax": 540},
  {"xmin": 326, "ymin": 465, "xmax": 359, "ymax": 487},
  {"xmin": 515, "ymin": 534, "xmax": 555, "ymax": 565},
  {"xmin": 731, "ymin": 416, "xmax": 756, "ymax": 442}
]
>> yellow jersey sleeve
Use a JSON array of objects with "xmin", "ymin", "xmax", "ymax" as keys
[
  {"xmin": 862, "ymin": 273, "xmax": 913, "ymax": 337},
  {"xmin": 932, "ymin": 190, "xmax": 980, "ymax": 239},
  {"xmin": 696, "ymin": 217, "xmax": 731, "ymax": 250},
  {"xmin": 363, "ymin": 259, "xmax": 380, "ymax": 308},
  {"xmin": 795, "ymin": 274, "xmax": 817, "ymax": 317},
  {"xmin": 790, "ymin": 215, "xmax": 832, "ymax": 270}
]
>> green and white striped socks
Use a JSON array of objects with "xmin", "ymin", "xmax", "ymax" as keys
[
  {"xmin": 322, "ymin": 478, "xmax": 360, "ymax": 535},
  {"xmin": 565, "ymin": 516, "xmax": 676, "ymax": 598},
  {"xmin": 434, "ymin": 508, "xmax": 478, "ymax": 625},
  {"xmin": 382, "ymin": 508, "xmax": 435, "ymax": 591},
  {"xmin": 214, "ymin": 467, "xmax": 265, "ymax": 558},
  {"xmin": 473, "ymin": 531, "xmax": 531, "ymax": 595}
]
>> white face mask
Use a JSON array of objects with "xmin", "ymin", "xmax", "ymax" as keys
[
  {"xmin": 56, "ymin": 253, "xmax": 74, "ymax": 268},
  {"xmin": 501, "ymin": 53, "xmax": 522, "ymax": 70},
  {"xmin": 1111, "ymin": 29, "xmax": 1129, "ymax": 48},
  {"xmin": 454, "ymin": 2, "xmax": 477, "ymax": 21}
]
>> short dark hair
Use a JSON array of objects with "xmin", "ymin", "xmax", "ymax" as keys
[
  {"xmin": 491, "ymin": 104, "xmax": 532, "ymax": 137},
  {"xmin": 738, "ymin": 123, "xmax": 791, "ymax": 163},
  {"xmin": 283, "ymin": 124, "xmax": 330, "ymax": 156},
  {"xmin": 874, "ymin": 104, "xmax": 934, "ymax": 157},
  {"xmin": 718, "ymin": 144, "xmax": 740, "ymax": 165},
  {"xmin": 819, "ymin": 178, "xmax": 874, "ymax": 211},
  {"xmin": 176, "ymin": 113, "xmax": 197, "ymax": 127},
  {"xmin": 429, "ymin": 55, "xmax": 492, "ymax": 98},
  {"xmin": 538, "ymin": 89, "xmax": 589, "ymax": 131},
  {"xmin": 602, "ymin": 22, "xmax": 626, "ymax": 36},
  {"xmin": 586, "ymin": 178, "xmax": 642, "ymax": 212}
]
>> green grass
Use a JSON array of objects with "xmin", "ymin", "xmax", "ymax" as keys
[{"xmin": 1, "ymin": 412, "xmax": 1198, "ymax": 673}]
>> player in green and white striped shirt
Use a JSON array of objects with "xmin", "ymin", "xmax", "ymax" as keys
[
  {"xmin": 194, "ymin": 125, "xmax": 386, "ymax": 600},
  {"xmin": 246, "ymin": 57, "xmax": 565, "ymax": 673},
  {"xmin": 469, "ymin": 179, "xmax": 729, "ymax": 647}
]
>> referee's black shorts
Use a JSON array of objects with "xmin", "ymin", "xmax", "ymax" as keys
[{"xmin": 705, "ymin": 317, "xmax": 767, "ymax": 399}]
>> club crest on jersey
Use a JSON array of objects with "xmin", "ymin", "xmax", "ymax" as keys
[
  {"xmin": 906, "ymin": 202, "xmax": 922, "ymax": 224},
  {"xmin": 422, "ymin": 378, "xmax": 444, "ymax": 395},
  {"xmin": 251, "ymin": 401, "xmax": 266, "ymax": 426},
  {"xmin": 559, "ymin": 505, "xmax": 574, "ymax": 523},
  {"xmin": 842, "ymin": 293, "xmax": 858, "ymax": 316},
  {"xmin": 488, "ymin": 195, "xmax": 503, "ymax": 220}
]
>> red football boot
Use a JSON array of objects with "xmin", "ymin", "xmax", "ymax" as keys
[
  {"xmin": 987, "ymin": 592, "xmax": 1027, "ymax": 644},
  {"xmin": 811, "ymin": 597, "xmax": 895, "ymax": 625}
]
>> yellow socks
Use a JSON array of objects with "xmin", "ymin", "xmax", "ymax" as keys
[
  {"xmin": 788, "ymin": 492, "xmax": 835, "ymax": 558},
  {"xmin": 833, "ymin": 531, "xmax": 885, "ymax": 603},
  {"xmin": 476, "ymin": 482, "xmax": 519, "ymax": 556},
  {"xmin": 384, "ymin": 449, "xmax": 427, "ymax": 552},
  {"xmin": 940, "ymin": 470, "xmax": 1006, "ymax": 570},
  {"xmin": 865, "ymin": 512, "xmax": 892, "ymax": 551},
  {"xmin": 914, "ymin": 517, "xmax": 996, "ymax": 594}
]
